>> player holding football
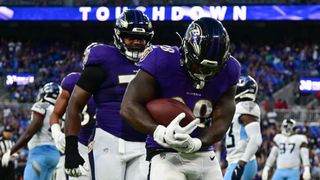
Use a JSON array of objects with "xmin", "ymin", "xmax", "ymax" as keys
[
  {"xmin": 64, "ymin": 10, "xmax": 154, "ymax": 179},
  {"xmin": 224, "ymin": 75, "xmax": 262, "ymax": 180},
  {"xmin": 121, "ymin": 17, "xmax": 240, "ymax": 180},
  {"xmin": 49, "ymin": 44, "xmax": 97, "ymax": 180},
  {"xmin": 2, "ymin": 83, "xmax": 61, "ymax": 180},
  {"xmin": 262, "ymin": 118, "xmax": 311, "ymax": 180}
]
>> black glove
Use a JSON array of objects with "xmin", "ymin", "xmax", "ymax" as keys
[
  {"xmin": 65, "ymin": 136, "xmax": 84, "ymax": 169},
  {"xmin": 231, "ymin": 163, "xmax": 245, "ymax": 180}
]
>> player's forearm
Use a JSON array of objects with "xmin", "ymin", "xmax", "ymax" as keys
[
  {"xmin": 65, "ymin": 100, "xmax": 82, "ymax": 136},
  {"xmin": 241, "ymin": 138, "xmax": 260, "ymax": 163},
  {"xmin": 199, "ymin": 103, "xmax": 235, "ymax": 146},
  {"xmin": 11, "ymin": 130, "xmax": 34, "ymax": 154},
  {"xmin": 300, "ymin": 147, "xmax": 310, "ymax": 167},
  {"xmin": 265, "ymin": 146, "xmax": 278, "ymax": 168},
  {"xmin": 199, "ymin": 123, "xmax": 230, "ymax": 147},
  {"xmin": 240, "ymin": 122, "xmax": 262, "ymax": 162},
  {"xmin": 120, "ymin": 101, "xmax": 158, "ymax": 135},
  {"xmin": 50, "ymin": 92, "xmax": 68, "ymax": 126},
  {"xmin": 50, "ymin": 112, "xmax": 62, "ymax": 126}
]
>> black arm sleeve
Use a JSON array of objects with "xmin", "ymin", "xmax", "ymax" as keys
[{"xmin": 76, "ymin": 65, "xmax": 106, "ymax": 94}]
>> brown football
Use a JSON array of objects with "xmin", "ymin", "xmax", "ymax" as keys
[{"xmin": 146, "ymin": 98, "xmax": 196, "ymax": 127}]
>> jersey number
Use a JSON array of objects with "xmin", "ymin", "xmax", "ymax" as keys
[
  {"xmin": 279, "ymin": 143, "xmax": 295, "ymax": 154},
  {"xmin": 118, "ymin": 74, "xmax": 136, "ymax": 85},
  {"xmin": 81, "ymin": 105, "xmax": 90, "ymax": 126},
  {"xmin": 226, "ymin": 123, "xmax": 235, "ymax": 148},
  {"xmin": 159, "ymin": 45, "xmax": 175, "ymax": 53},
  {"xmin": 173, "ymin": 97, "xmax": 213, "ymax": 121}
]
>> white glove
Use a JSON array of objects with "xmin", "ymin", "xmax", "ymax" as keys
[
  {"xmin": 153, "ymin": 113, "xmax": 200, "ymax": 148},
  {"xmin": 153, "ymin": 125, "xmax": 170, "ymax": 148},
  {"xmin": 65, "ymin": 164, "xmax": 89, "ymax": 177},
  {"xmin": 167, "ymin": 133, "xmax": 202, "ymax": 153},
  {"xmin": 164, "ymin": 113, "xmax": 200, "ymax": 143},
  {"xmin": 303, "ymin": 166, "xmax": 311, "ymax": 180},
  {"xmin": 262, "ymin": 166, "xmax": 269, "ymax": 180},
  {"xmin": 51, "ymin": 123, "xmax": 65, "ymax": 153},
  {"xmin": 1, "ymin": 150, "xmax": 11, "ymax": 167}
]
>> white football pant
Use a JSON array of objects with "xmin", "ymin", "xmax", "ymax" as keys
[
  {"xmin": 149, "ymin": 151, "xmax": 223, "ymax": 180},
  {"xmin": 92, "ymin": 128, "xmax": 149, "ymax": 180}
]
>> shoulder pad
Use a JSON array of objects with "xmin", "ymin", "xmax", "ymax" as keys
[
  {"xmin": 61, "ymin": 72, "xmax": 80, "ymax": 93},
  {"xmin": 84, "ymin": 44, "xmax": 114, "ymax": 66},
  {"xmin": 31, "ymin": 102, "xmax": 47, "ymax": 115},
  {"xmin": 294, "ymin": 134, "xmax": 308, "ymax": 144},
  {"xmin": 140, "ymin": 46, "xmax": 154, "ymax": 61},
  {"xmin": 273, "ymin": 134, "xmax": 282, "ymax": 145},
  {"xmin": 225, "ymin": 56, "xmax": 241, "ymax": 86},
  {"xmin": 236, "ymin": 101, "xmax": 261, "ymax": 120}
]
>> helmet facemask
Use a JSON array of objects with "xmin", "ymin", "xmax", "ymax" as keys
[
  {"xmin": 38, "ymin": 82, "xmax": 62, "ymax": 105},
  {"xmin": 181, "ymin": 18, "xmax": 230, "ymax": 89},
  {"xmin": 235, "ymin": 75, "xmax": 258, "ymax": 102},
  {"xmin": 115, "ymin": 31, "xmax": 150, "ymax": 61},
  {"xmin": 183, "ymin": 43, "xmax": 222, "ymax": 80},
  {"xmin": 281, "ymin": 119, "xmax": 296, "ymax": 136},
  {"xmin": 114, "ymin": 10, "xmax": 154, "ymax": 62}
]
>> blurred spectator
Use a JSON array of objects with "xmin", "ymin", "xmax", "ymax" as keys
[
  {"xmin": 274, "ymin": 98, "xmax": 284, "ymax": 109},
  {"xmin": 282, "ymin": 100, "xmax": 288, "ymax": 109},
  {"xmin": 263, "ymin": 98, "xmax": 271, "ymax": 112},
  {"xmin": 0, "ymin": 125, "xmax": 16, "ymax": 180},
  {"xmin": 0, "ymin": 40, "xmax": 83, "ymax": 103}
]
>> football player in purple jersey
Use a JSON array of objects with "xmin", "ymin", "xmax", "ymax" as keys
[
  {"xmin": 64, "ymin": 10, "xmax": 154, "ymax": 179},
  {"xmin": 49, "ymin": 43, "xmax": 97, "ymax": 179},
  {"xmin": 121, "ymin": 17, "xmax": 241, "ymax": 180}
]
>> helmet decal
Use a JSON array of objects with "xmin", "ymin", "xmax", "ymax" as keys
[
  {"xmin": 181, "ymin": 17, "xmax": 230, "ymax": 89},
  {"xmin": 188, "ymin": 23, "xmax": 202, "ymax": 56}
]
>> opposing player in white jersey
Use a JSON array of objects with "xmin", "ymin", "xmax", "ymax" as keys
[
  {"xmin": 262, "ymin": 119, "xmax": 311, "ymax": 180},
  {"xmin": 1, "ymin": 82, "xmax": 61, "ymax": 180},
  {"xmin": 224, "ymin": 75, "xmax": 262, "ymax": 180}
]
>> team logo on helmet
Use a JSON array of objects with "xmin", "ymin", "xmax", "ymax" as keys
[
  {"xmin": 188, "ymin": 23, "xmax": 202, "ymax": 56},
  {"xmin": 237, "ymin": 77, "xmax": 246, "ymax": 87},
  {"xmin": 117, "ymin": 18, "xmax": 128, "ymax": 28}
]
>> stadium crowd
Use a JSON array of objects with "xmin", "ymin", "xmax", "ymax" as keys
[
  {"xmin": 0, "ymin": 38, "xmax": 319, "ymax": 179},
  {"xmin": 1, "ymin": 39, "xmax": 319, "ymax": 104}
]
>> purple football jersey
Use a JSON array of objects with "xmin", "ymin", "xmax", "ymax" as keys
[
  {"xmin": 84, "ymin": 44, "xmax": 146, "ymax": 142},
  {"xmin": 139, "ymin": 45, "xmax": 241, "ymax": 150},
  {"xmin": 61, "ymin": 72, "xmax": 96, "ymax": 146}
]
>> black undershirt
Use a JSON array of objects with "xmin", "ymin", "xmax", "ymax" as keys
[{"xmin": 76, "ymin": 65, "xmax": 106, "ymax": 94}]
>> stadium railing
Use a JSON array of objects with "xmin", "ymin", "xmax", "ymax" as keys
[{"xmin": 266, "ymin": 108, "xmax": 320, "ymax": 124}]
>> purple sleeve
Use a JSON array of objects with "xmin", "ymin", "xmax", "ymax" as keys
[
  {"xmin": 84, "ymin": 45, "xmax": 108, "ymax": 66},
  {"xmin": 139, "ymin": 47, "xmax": 158, "ymax": 77},
  {"xmin": 61, "ymin": 73, "xmax": 80, "ymax": 94},
  {"xmin": 227, "ymin": 56, "xmax": 241, "ymax": 86}
]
